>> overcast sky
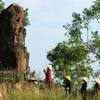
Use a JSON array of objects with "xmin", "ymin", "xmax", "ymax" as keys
[{"xmin": 3, "ymin": 0, "xmax": 98, "ymax": 87}]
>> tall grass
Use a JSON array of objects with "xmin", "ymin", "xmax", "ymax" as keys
[
  {"xmin": 0, "ymin": 82, "xmax": 99, "ymax": 100},
  {"xmin": 2, "ymin": 83, "xmax": 66, "ymax": 100},
  {"xmin": 0, "ymin": 72, "xmax": 98, "ymax": 100}
]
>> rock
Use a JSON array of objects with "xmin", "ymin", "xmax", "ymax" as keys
[{"xmin": 0, "ymin": 3, "xmax": 29, "ymax": 74}]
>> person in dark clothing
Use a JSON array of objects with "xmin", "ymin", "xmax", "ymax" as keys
[
  {"xmin": 93, "ymin": 77, "xmax": 100, "ymax": 98},
  {"xmin": 81, "ymin": 77, "xmax": 88, "ymax": 100},
  {"xmin": 65, "ymin": 76, "xmax": 71, "ymax": 94}
]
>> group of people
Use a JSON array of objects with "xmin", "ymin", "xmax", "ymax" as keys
[
  {"xmin": 43, "ymin": 64, "xmax": 100, "ymax": 99},
  {"xmin": 64, "ymin": 76, "xmax": 100, "ymax": 99}
]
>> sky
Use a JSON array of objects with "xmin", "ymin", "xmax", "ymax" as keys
[{"xmin": 3, "ymin": 0, "xmax": 98, "ymax": 87}]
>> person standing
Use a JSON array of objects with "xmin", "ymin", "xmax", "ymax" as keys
[
  {"xmin": 65, "ymin": 76, "xmax": 71, "ymax": 94},
  {"xmin": 43, "ymin": 64, "xmax": 52, "ymax": 89},
  {"xmin": 81, "ymin": 77, "xmax": 88, "ymax": 100},
  {"xmin": 93, "ymin": 77, "xmax": 100, "ymax": 99}
]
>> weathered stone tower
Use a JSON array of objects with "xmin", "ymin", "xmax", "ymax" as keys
[{"xmin": 0, "ymin": 3, "xmax": 29, "ymax": 74}]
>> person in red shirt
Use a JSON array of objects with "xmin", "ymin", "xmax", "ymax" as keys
[{"xmin": 43, "ymin": 64, "xmax": 52, "ymax": 89}]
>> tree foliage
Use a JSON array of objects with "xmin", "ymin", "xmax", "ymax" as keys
[
  {"xmin": 0, "ymin": 0, "xmax": 4, "ymax": 12},
  {"xmin": 46, "ymin": 0, "xmax": 100, "ymax": 87},
  {"xmin": 47, "ymin": 41, "xmax": 93, "ymax": 87},
  {"xmin": 24, "ymin": 8, "xmax": 30, "ymax": 26},
  {"xmin": 82, "ymin": 0, "xmax": 100, "ymax": 64}
]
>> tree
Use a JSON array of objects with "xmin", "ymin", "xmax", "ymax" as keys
[
  {"xmin": 65, "ymin": 0, "xmax": 100, "ymax": 64},
  {"xmin": 82, "ymin": 0, "xmax": 100, "ymax": 64},
  {"xmin": 0, "ymin": 0, "xmax": 5, "ymax": 12},
  {"xmin": 47, "ymin": 41, "xmax": 93, "ymax": 88},
  {"xmin": 24, "ymin": 8, "xmax": 30, "ymax": 26},
  {"xmin": 46, "ymin": 0, "xmax": 100, "ymax": 88},
  {"xmin": 93, "ymin": 69, "xmax": 100, "ymax": 77}
]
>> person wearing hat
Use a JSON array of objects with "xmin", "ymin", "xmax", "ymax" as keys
[
  {"xmin": 93, "ymin": 77, "xmax": 100, "ymax": 97},
  {"xmin": 65, "ymin": 76, "xmax": 71, "ymax": 94},
  {"xmin": 43, "ymin": 64, "xmax": 52, "ymax": 89},
  {"xmin": 81, "ymin": 77, "xmax": 88, "ymax": 99}
]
